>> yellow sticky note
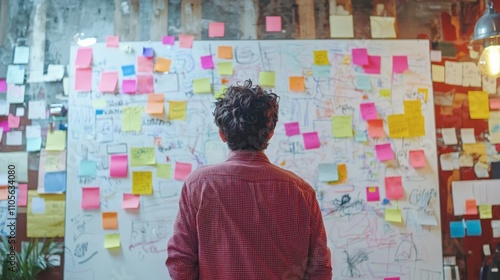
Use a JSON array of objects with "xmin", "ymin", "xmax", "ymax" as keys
[
  {"xmin": 313, "ymin": 50, "xmax": 329, "ymax": 65},
  {"xmin": 469, "ymin": 91, "xmax": 490, "ymax": 119},
  {"xmin": 132, "ymin": 171, "xmax": 153, "ymax": 195},
  {"xmin": 154, "ymin": 57, "xmax": 172, "ymax": 72},
  {"xmin": 404, "ymin": 100, "xmax": 422, "ymax": 116},
  {"xmin": 259, "ymin": 72, "xmax": 275, "ymax": 87},
  {"xmin": 46, "ymin": 131, "xmax": 66, "ymax": 151},
  {"xmin": 479, "ymin": 205, "xmax": 493, "ymax": 219},
  {"xmin": 217, "ymin": 62, "xmax": 233, "ymax": 76},
  {"xmin": 157, "ymin": 163, "xmax": 172, "ymax": 179},
  {"xmin": 146, "ymin": 93, "xmax": 164, "ymax": 114},
  {"xmin": 387, "ymin": 114, "xmax": 409, "ymax": 138},
  {"xmin": 104, "ymin": 233, "xmax": 120, "ymax": 249},
  {"xmin": 380, "ymin": 89, "xmax": 391, "ymax": 98},
  {"xmin": 289, "ymin": 76, "xmax": 305, "ymax": 91},
  {"xmin": 329, "ymin": 164, "xmax": 348, "ymax": 185},
  {"xmin": 463, "ymin": 143, "xmax": 487, "ymax": 156},
  {"xmin": 168, "ymin": 101, "xmax": 187, "ymax": 120},
  {"xmin": 27, "ymin": 191, "xmax": 65, "ymax": 237},
  {"xmin": 214, "ymin": 85, "xmax": 228, "ymax": 99},
  {"xmin": 218, "ymin": 46, "xmax": 233, "ymax": 59},
  {"xmin": 406, "ymin": 115, "xmax": 425, "ymax": 137},
  {"xmin": 331, "ymin": 115, "xmax": 353, "ymax": 138},
  {"xmin": 385, "ymin": 208, "xmax": 402, "ymax": 222},
  {"xmin": 130, "ymin": 147, "xmax": 156, "ymax": 166},
  {"xmin": 193, "ymin": 78, "xmax": 211, "ymax": 93},
  {"xmin": 122, "ymin": 106, "xmax": 143, "ymax": 132},
  {"xmin": 418, "ymin": 88, "xmax": 428, "ymax": 102},
  {"xmin": 342, "ymin": 55, "xmax": 351, "ymax": 65}
]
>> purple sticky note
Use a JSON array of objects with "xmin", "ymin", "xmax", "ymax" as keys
[
  {"xmin": 284, "ymin": 122, "xmax": 300, "ymax": 136},
  {"xmin": 375, "ymin": 143, "xmax": 394, "ymax": 161},
  {"xmin": 303, "ymin": 132, "xmax": 320, "ymax": 150},
  {"xmin": 122, "ymin": 79, "xmax": 136, "ymax": 94},
  {"xmin": 352, "ymin": 48, "xmax": 368, "ymax": 66},
  {"xmin": 360, "ymin": 102, "xmax": 377, "ymax": 120},
  {"xmin": 162, "ymin": 35, "xmax": 175, "ymax": 45},
  {"xmin": 363, "ymin": 55, "xmax": 381, "ymax": 74},
  {"xmin": 200, "ymin": 55, "xmax": 214, "ymax": 69},
  {"xmin": 143, "ymin": 47, "xmax": 154, "ymax": 58},
  {"xmin": 393, "ymin": 56, "xmax": 408, "ymax": 73},
  {"xmin": 0, "ymin": 79, "xmax": 6, "ymax": 92}
]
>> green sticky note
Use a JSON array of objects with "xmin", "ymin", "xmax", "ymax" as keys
[
  {"xmin": 214, "ymin": 85, "xmax": 228, "ymax": 99},
  {"xmin": 130, "ymin": 147, "xmax": 156, "ymax": 166},
  {"xmin": 331, "ymin": 115, "xmax": 353, "ymax": 138},
  {"xmin": 122, "ymin": 106, "xmax": 143, "ymax": 132},
  {"xmin": 156, "ymin": 163, "xmax": 172, "ymax": 179},
  {"xmin": 218, "ymin": 62, "xmax": 233, "ymax": 76},
  {"xmin": 193, "ymin": 78, "xmax": 211, "ymax": 93},
  {"xmin": 385, "ymin": 208, "xmax": 402, "ymax": 223},
  {"xmin": 259, "ymin": 72, "xmax": 275, "ymax": 87},
  {"xmin": 104, "ymin": 233, "xmax": 120, "ymax": 249}
]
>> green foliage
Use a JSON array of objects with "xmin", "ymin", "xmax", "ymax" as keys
[{"xmin": 0, "ymin": 237, "xmax": 63, "ymax": 280}]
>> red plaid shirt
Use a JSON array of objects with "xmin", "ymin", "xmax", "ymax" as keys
[{"xmin": 166, "ymin": 150, "xmax": 332, "ymax": 279}]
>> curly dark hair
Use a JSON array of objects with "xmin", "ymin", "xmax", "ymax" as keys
[{"xmin": 213, "ymin": 80, "xmax": 279, "ymax": 151}]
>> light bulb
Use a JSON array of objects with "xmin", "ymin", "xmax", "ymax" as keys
[{"xmin": 478, "ymin": 45, "xmax": 500, "ymax": 78}]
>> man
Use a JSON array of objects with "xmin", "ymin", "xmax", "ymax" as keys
[{"xmin": 166, "ymin": 80, "xmax": 332, "ymax": 279}]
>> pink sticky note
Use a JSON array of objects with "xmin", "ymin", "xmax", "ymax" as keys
[
  {"xmin": 367, "ymin": 119, "xmax": 385, "ymax": 138},
  {"xmin": 0, "ymin": 79, "xmax": 6, "ymax": 92},
  {"xmin": 110, "ymin": 154, "xmax": 128, "ymax": 178},
  {"xmin": 385, "ymin": 176, "xmax": 404, "ymax": 199},
  {"xmin": 8, "ymin": 114, "xmax": 20, "ymax": 128},
  {"xmin": 208, "ymin": 22, "xmax": 225, "ymax": 37},
  {"xmin": 17, "ymin": 183, "xmax": 28, "ymax": 207},
  {"xmin": 490, "ymin": 98, "xmax": 500, "ymax": 109},
  {"xmin": 75, "ymin": 68, "xmax": 92, "ymax": 91},
  {"xmin": 303, "ymin": 132, "xmax": 320, "ymax": 149},
  {"xmin": 75, "ymin": 47, "xmax": 93, "ymax": 68},
  {"xmin": 366, "ymin": 187, "xmax": 380, "ymax": 202},
  {"xmin": 0, "ymin": 121, "xmax": 10, "ymax": 132},
  {"xmin": 393, "ymin": 56, "xmax": 408, "ymax": 73},
  {"xmin": 137, "ymin": 56, "xmax": 154, "ymax": 73},
  {"xmin": 363, "ymin": 55, "xmax": 381, "ymax": 74},
  {"xmin": 360, "ymin": 102, "xmax": 377, "ymax": 120},
  {"xmin": 106, "ymin": 36, "xmax": 120, "ymax": 48},
  {"xmin": 284, "ymin": 122, "xmax": 300, "ymax": 136},
  {"xmin": 122, "ymin": 193, "xmax": 140, "ymax": 209},
  {"xmin": 82, "ymin": 187, "xmax": 100, "ymax": 210},
  {"xmin": 162, "ymin": 35, "xmax": 175, "ymax": 45},
  {"xmin": 136, "ymin": 74, "xmax": 154, "ymax": 93},
  {"xmin": 98, "ymin": 71, "xmax": 118, "ymax": 93},
  {"xmin": 352, "ymin": 48, "xmax": 368, "ymax": 65},
  {"xmin": 409, "ymin": 150, "xmax": 426, "ymax": 168},
  {"xmin": 179, "ymin": 34, "xmax": 194, "ymax": 48},
  {"xmin": 375, "ymin": 143, "xmax": 394, "ymax": 161},
  {"xmin": 266, "ymin": 16, "xmax": 282, "ymax": 32},
  {"xmin": 122, "ymin": 80, "xmax": 137, "ymax": 94},
  {"xmin": 174, "ymin": 162, "xmax": 192, "ymax": 181},
  {"xmin": 201, "ymin": 55, "xmax": 214, "ymax": 69}
]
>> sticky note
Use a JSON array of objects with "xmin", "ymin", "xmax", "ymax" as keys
[
  {"xmin": 122, "ymin": 65, "xmax": 135, "ymax": 76},
  {"xmin": 289, "ymin": 76, "xmax": 305, "ymax": 91},
  {"xmin": 217, "ymin": 62, "xmax": 233, "ymax": 76},
  {"xmin": 31, "ymin": 197, "xmax": 45, "ymax": 214},
  {"xmin": 136, "ymin": 74, "xmax": 154, "ymax": 93},
  {"xmin": 284, "ymin": 122, "xmax": 300, "ymax": 136},
  {"xmin": 461, "ymin": 128, "xmax": 476, "ymax": 144},
  {"xmin": 193, "ymin": 78, "xmax": 212, "ymax": 93},
  {"xmin": 13, "ymin": 46, "xmax": 29, "ymax": 64},
  {"xmin": 450, "ymin": 221, "xmax": 465, "ymax": 238},
  {"xmin": 142, "ymin": 47, "xmax": 154, "ymax": 58},
  {"xmin": 46, "ymin": 131, "xmax": 66, "ymax": 151},
  {"xmin": 387, "ymin": 114, "xmax": 409, "ymax": 138},
  {"xmin": 259, "ymin": 72, "xmax": 275, "ymax": 87},
  {"xmin": 104, "ymin": 233, "xmax": 120, "ymax": 249},
  {"xmin": 266, "ymin": 16, "xmax": 282, "ymax": 32},
  {"xmin": 404, "ymin": 100, "xmax": 422, "ymax": 116},
  {"xmin": 8, "ymin": 114, "xmax": 20, "ymax": 128},
  {"xmin": 360, "ymin": 102, "xmax": 377, "ymax": 120},
  {"xmin": 0, "ymin": 121, "xmax": 9, "ymax": 133},
  {"xmin": 154, "ymin": 57, "xmax": 172, "ymax": 72},
  {"xmin": 466, "ymin": 220, "xmax": 482, "ymax": 236},
  {"xmin": 6, "ymin": 131, "xmax": 22, "ymax": 146},
  {"xmin": 465, "ymin": 199, "xmax": 478, "ymax": 215},
  {"xmin": 392, "ymin": 56, "xmax": 408, "ymax": 73},
  {"xmin": 137, "ymin": 56, "xmax": 154, "ymax": 73},
  {"xmin": 317, "ymin": 163, "xmax": 338, "ymax": 182},
  {"xmin": 162, "ymin": 35, "xmax": 175, "ymax": 45},
  {"xmin": 75, "ymin": 69, "xmax": 92, "ymax": 91},
  {"xmin": 329, "ymin": 15, "xmax": 354, "ymax": 38},
  {"xmin": 385, "ymin": 176, "xmax": 404, "ymax": 199},
  {"xmin": 122, "ymin": 79, "xmax": 137, "ymax": 94},
  {"xmin": 0, "ymin": 79, "xmax": 6, "ymax": 92},
  {"xmin": 303, "ymin": 132, "xmax": 320, "ymax": 149},
  {"xmin": 331, "ymin": 115, "xmax": 353, "ymax": 137},
  {"xmin": 7, "ymin": 84, "xmax": 25, "ymax": 104},
  {"xmin": 102, "ymin": 212, "xmax": 118, "ymax": 229},
  {"xmin": 201, "ymin": 55, "xmax": 214, "ymax": 69},
  {"xmin": 375, "ymin": 143, "xmax": 394, "ymax": 161},
  {"xmin": 98, "ymin": 71, "xmax": 118, "ymax": 93},
  {"xmin": 26, "ymin": 138, "xmax": 41, "ymax": 152},
  {"xmin": 168, "ymin": 101, "xmax": 187, "ymax": 120},
  {"xmin": 490, "ymin": 98, "xmax": 500, "ymax": 109},
  {"xmin": 367, "ymin": 119, "xmax": 385, "ymax": 138},
  {"xmin": 75, "ymin": 47, "xmax": 92, "ymax": 68},
  {"xmin": 370, "ymin": 16, "xmax": 397, "ymax": 38},
  {"xmin": 366, "ymin": 187, "xmax": 380, "ymax": 202},
  {"xmin": 354, "ymin": 130, "xmax": 367, "ymax": 142},
  {"xmin": 110, "ymin": 154, "xmax": 128, "ymax": 178},
  {"xmin": 147, "ymin": 93, "xmax": 164, "ymax": 114},
  {"xmin": 409, "ymin": 150, "xmax": 426, "ymax": 168},
  {"xmin": 214, "ymin": 85, "xmax": 228, "ymax": 99},
  {"xmin": 313, "ymin": 50, "xmax": 329, "ymax": 65},
  {"xmin": 479, "ymin": 205, "xmax": 492, "ymax": 219},
  {"xmin": 312, "ymin": 65, "xmax": 330, "ymax": 78},
  {"xmin": 385, "ymin": 208, "xmax": 402, "ymax": 222},
  {"xmin": 130, "ymin": 147, "xmax": 156, "ymax": 166},
  {"xmin": 122, "ymin": 106, "xmax": 142, "ymax": 131},
  {"xmin": 355, "ymin": 75, "xmax": 371, "ymax": 90},
  {"xmin": 106, "ymin": 36, "xmax": 119, "ymax": 48},
  {"xmin": 82, "ymin": 187, "xmax": 100, "ymax": 209},
  {"xmin": 209, "ymin": 22, "xmax": 225, "ymax": 37},
  {"xmin": 132, "ymin": 171, "xmax": 153, "ymax": 195},
  {"xmin": 0, "ymin": 186, "xmax": 7, "ymax": 200},
  {"xmin": 122, "ymin": 193, "xmax": 140, "ymax": 209},
  {"xmin": 44, "ymin": 171, "xmax": 67, "ymax": 193},
  {"xmin": 174, "ymin": 162, "xmax": 192, "ymax": 181},
  {"xmin": 79, "ymin": 160, "xmax": 97, "ymax": 177},
  {"xmin": 6, "ymin": 64, "xmax": 25, "ymax": 84},
  {"xmin": 218, "ymin": 46, "xmax": 233, "ymax": 59},
  {"xmin": 17, "ymin": 183, "xmax": 28, "ymax": 207},
  {"xmin": 362, "ymin": 55, "xmax": 381, "ymax": 74},
  {"xmin": 380, "ymin": 89, "xmax": 391, "ymax": 98},
  {"xmin": 179, "ymin": 34, "xmax": 194, "ymax": 48},
  {"xmin": 157, "ymin": 163, "xmax": 172, "ymax": 179},
  {"xmin": 469, "ymin": 91, "xmax": 490, "ymax": 119},
  {"xmin": 352, "ymin": 48, "xmax": 368, "ymax": 66}
]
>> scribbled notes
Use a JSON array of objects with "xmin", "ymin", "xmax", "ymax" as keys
[
  {"xmin": 469, "ymin": 91, "xmax": 490, "ymax": 119},
  {"xmin": 130, "ymin": 147, "xmax": 156, "ymax": 166},
  {"xmin": 366, "ymin": 187, "xmax": 380, "ymax": 202},
  {"xmin": 465, "ymin": 199, "xmax": 478, "ymax": 215},
  {"xmin": 132, "ymin": 171, "xmax": 153, "ymax": 195},
  {"xmin": 110, "ymin": 154, "xmax": 128, "ymax": 178},
  {"xmin": 385, "ymin": 208, "xmax": 402, "ymax": 223},
  {"xmin": 313, "ymin": 50, "xmax": 329, "ymax": 65},
  {"xmin": 284, "ymin": 122, "xmax": 300, "ymax": 136},
  {"xmin": 122, "ymin": 106, "xmax": 142, "ymax": 132},
  {"xmin": 259, "ymin": 72, "xmax": 275, "ymax": 87},
  {"xmin": 146, "ymin": 93, "xmax": 165, "ymax": 115},
  {"xmin": 385, "ymin": 176, "xmax": 404, "ymax": 199},
  {"xmin": 360, "ymin": 102, "xmax": 377, "ymax": 120},
  {"xmin": 331, "ymin": 115, "xmax": 353, "ymax": 138},
  {"xmin": 82, "ymin": 187, "xmax": 100, "ymax": 209},
  {"xmin": 409, "ymin": 150, "xmax": 426, "ymax": 168},
  {"xmin": 265, "ymin": 16, "xmax": 282, "ymax": 32},
  {"xmin": 168, "ymin": 101, "xmax": 187, "ymax": 120},
  {"xmin": 450, "ymin": 221, "xmax": 465, "ymax": 238},
  {"xmin": 317, "ymin": 163, "xmax": 338, "ymax": 182},
  {"xmin": 375, "ymin": 143, "xmax": 394, "ymax": 161},
  {"xmin": 303, "ymin": 132, "xmax": 320, "ymax": 149},
  {"xmin": 193, "ymin": 78, "xmax": 211, "ymax": 93},
  {"xmin": 174, "ymin": 162, "xmax": 192, "ymax": 181},
  {"xmin": 104, "ymin": 233, "xmax": 120, "ymax": 249},
  {"xmin": 387, "ymin": 114, "xmax": 409, "ymax": 138},
  {"xmin": 289, "ymin": 76, "xmax": 305, "ymax": 91},
  {"xmin": 122, "ymin": 193, "xmax": 140, "ymax": 209},
  {"xmin": 217, "ymin": 62, "xmax": 233, "ymax": 76},
  {"xmin": 218, "ymin": 46, "xmax": 233, "ymax": 59},
  {"xmin": 102, "ymin": 212, "xmax": 118, "ymax": 229},
  {"xmin": 156, "ymin": 164, "xmax": 172, "ymax": 179},
  {"xmin": 154, "ymin": 57, "xmax": 172, "ymax": 72}
]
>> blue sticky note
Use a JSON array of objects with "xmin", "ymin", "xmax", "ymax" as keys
[
  {"xmin": 466, "ymin": 220, "xmax": 482, "ymax": 236},
  {"xmin": 143, "ymin": 47, "xmax": 154, "ymax": 58},
  {"xmin": 382, "ymin": 198, "xmax": 390, "ymax": 205},
  {"xmin": 79, "ymin": 160, "xmax": 97, "ymax": 177},
  {"xmin": 355, "ymin": 75, "xmax": 371, "ymax": 90},
  {"xmin": 44, "ymin": 171, "xmax": 67, "ymax": 192},
  {"xmin": 317, "ymin": 163, "xmax": 338, "ymax": 182},
  {"xmin": 450, "ymin": 221, "xmax": 465, "ymax": 238},
  {"xmin": 122, "ymin": 65, "xmax": 135, "ymax": 76},
  {"xmin": 26, "ymin": 137, "xmax": 42, "ymax": 152},
  {"xmin": 312, "ymin": 65, "xmax": 330, "ymax": 78}
]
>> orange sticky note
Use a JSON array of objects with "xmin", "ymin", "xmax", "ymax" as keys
[
  {"xmin": 465, "ymin": 199, "xmax": 478, "ymax": 215},
  {"xmin": 218, "ymin": 46, "xmax": 233, "ymax": 59},
  {"xmin": 208, "ymin": 22, "xmax": 225, "ymax": 37},
  {"xmin": 154, "ymin": 57, "xmax": 172, "ymax": 73},
  {"xmin": 102, "ymin": 212, "xmax": 118, "ymax": 229},
  {"xmin": 0, "ymin": 186, "xmax": 7, "ymax": 200},
  {"xmin": 367, "ymin": 119, "xmax": 385, "ymax": 138},
  {"xmin": 147, "ymin": 93, "xmax": 165, "ymax": 114},
  {"xmin": 106, "ymin": 36, "xmax": 120, "ymax": 48},
  {"xmin": 179, "ymin": 34, "xmax": 194, "ymax": 48},
  {"xmin": 289, "ymin": 76, "xmax": 305, "ymax": 91}
]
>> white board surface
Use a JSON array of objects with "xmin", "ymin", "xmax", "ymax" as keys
[{"xmin": 65, "ymin": 40, "xmax": 443, "ymax": 280}]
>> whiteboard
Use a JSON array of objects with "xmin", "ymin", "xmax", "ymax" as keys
[{"xmin": 65, "ymin": 40, "xmax": 443, "ymax": 280}]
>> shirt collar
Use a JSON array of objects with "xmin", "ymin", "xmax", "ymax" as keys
[{"xmin": 227, "ymin": 150, "xmax": 270, "ymax": 163}]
